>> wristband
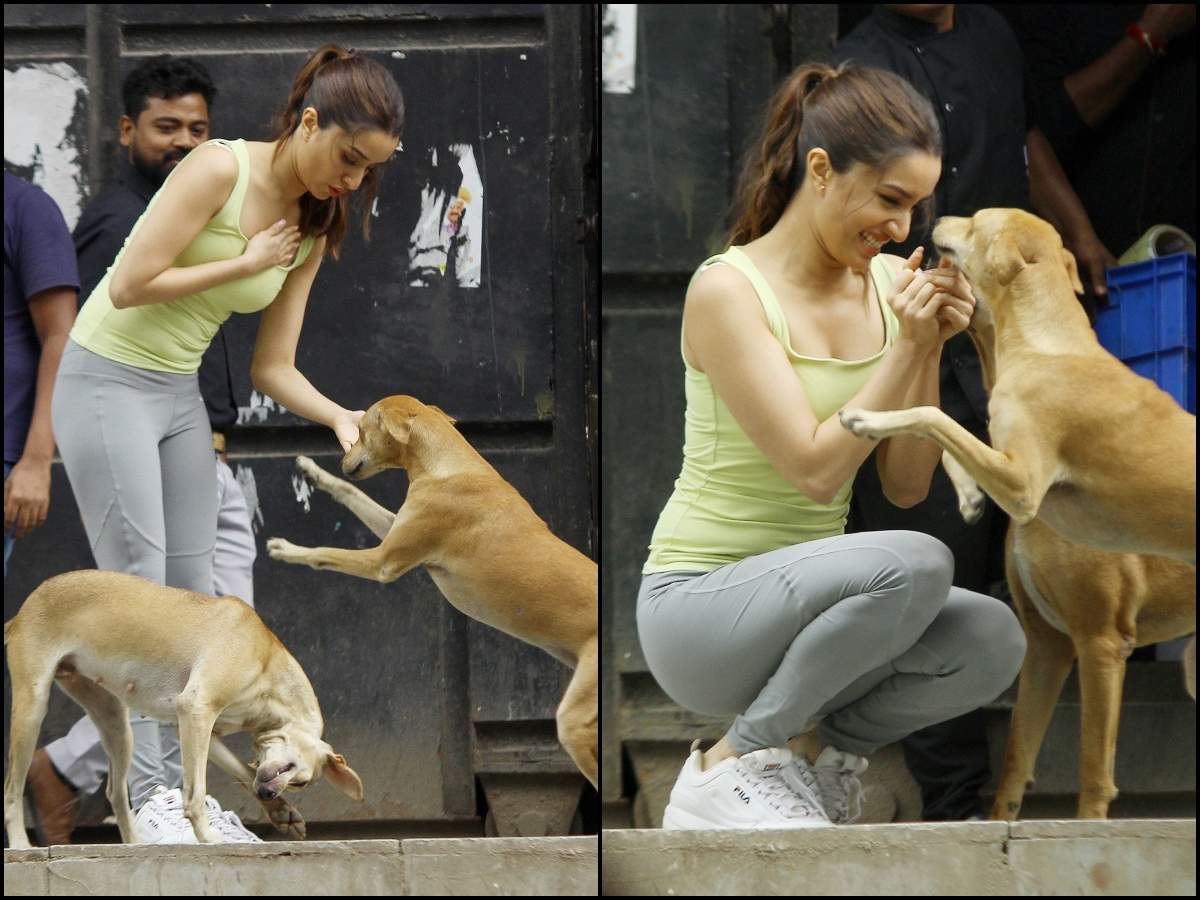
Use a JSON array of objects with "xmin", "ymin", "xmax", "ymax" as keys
[{"xmin": 1126, "ymin": 22, "xmax": 1167, "ymax": 58}]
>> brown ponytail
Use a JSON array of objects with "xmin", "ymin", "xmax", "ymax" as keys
[
  {"xmin": 266, "ymin": 44, "xmax": 405, "ymax": 261},
  {"xmin": 727, "ymin": 61, "xmax": 941, "ymax": 247}
]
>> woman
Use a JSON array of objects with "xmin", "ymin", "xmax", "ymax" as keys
[
  {"xmin": 51, "ymin": 44, "xmax": 402, "ymax": 842},
  {"xmin": 636, "ymin": 62, "xmax": 1026, "ymax": 830}
]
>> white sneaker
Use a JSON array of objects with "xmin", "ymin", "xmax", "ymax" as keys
[
  {"xmin": 214, "ymin": 809, "xmax": 263, "ymax": 842},
  {"xmin": 661, "ymin": 739, "xmax": 831, "ymax": 830},
  {"xmin": 807, "ymin": 746, "xmax": 868, "ymax": 825},
  {"xmin": 133, "ymin": 786, "xmax": 199, "ymax": 844}
]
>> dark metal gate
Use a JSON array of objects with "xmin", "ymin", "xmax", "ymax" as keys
[{"xmin": 4, "ymin": 3, "xmax": 596, "ymax": 835}]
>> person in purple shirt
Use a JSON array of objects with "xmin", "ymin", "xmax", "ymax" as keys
[{"xmin": 3, "ymin": 171, "xmax": 78, "ymax": 577}]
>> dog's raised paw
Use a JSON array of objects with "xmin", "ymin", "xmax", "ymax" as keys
[
  {"xmin": 295, "ymin": 456, "xmax": 323, "ymax": 481},
  {"xmin": 266, "ymin": 537, "xmax": 294, "ymax": 560},
  {"xmin": 839, "ymin": 408, "xmax": 879, "ymax": 439}
]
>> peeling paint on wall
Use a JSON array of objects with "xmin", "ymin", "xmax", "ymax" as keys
[
  {"xmin": 237, "ymin": 390, "xmax": 290, "ymax": 425},
  {"xmin": 602, "ymin": 5, "xmax": 637, "ymax": 94},
  {"xmin": 3, "ymin": 63, "xmax": 88, "ymax": 225},
  {"xmin": 407, "ymin": 144, "xmax": 484, "ymax": 288},
  {"xmin": 291, "ymin": 472, "xmax": 313, "ymax": 513}
]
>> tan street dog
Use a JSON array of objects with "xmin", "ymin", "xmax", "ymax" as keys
[
  {"xmin": 265, "ymin": 395, "xmax": 599, "ymax": 788},
  {"xmin": 839, "ymin": 208, "xmax": 1196, "ymax": 565},
  {"xmin": 4, "ymin": 570, "xmax": 362, "ymax": 847},
  {"xmin": 938, "ymin": 315, "xmax": 1195, "ymax": 819}
]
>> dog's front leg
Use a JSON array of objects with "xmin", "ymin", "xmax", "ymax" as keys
[
  {"xmin": 839, "ymin": 406, "xmax": 1049, "ymax": 524},
  {"xmin": 940, "ymin": 450, "xmax": 986, "ymax": 524},
  {"xmin": 267, "ymin": 540, "xmax": 394, "ymax": 581},
  {"xmin": 175, "ymin": 690, "xmax": 222, "ymax": 843},
  {"xmin": 296, "ymin": 456, "xmax": 396, "ymax": 540}
]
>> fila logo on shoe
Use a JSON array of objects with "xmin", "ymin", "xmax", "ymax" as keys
[{"xmin": 733, "ymin": 786, "xmax": 751, "ymax": 805}]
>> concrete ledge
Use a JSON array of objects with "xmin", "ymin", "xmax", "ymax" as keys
[
  {"xmin": 404, "ymin": 836, "xmax": 597, "ymax": 895},
  {"xmin": 601, "ymin": 819, "xmax": 1196, "ymax": 896},
  {"xmin": 3, "ymin": 836, "xmax": 598, "ymax": 896}
]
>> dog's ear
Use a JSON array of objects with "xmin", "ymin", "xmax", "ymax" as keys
[
  {"xmin": 383, "ymin": 410, "xmax": 414, "ymax": 445},
  {"xmin": 323, "ymin": 750, "xmax": 364, "ymax": 801},
  {"xmin": 427, "ymin": 405, "xmax": 458, "ymax": 425},
  {"xmin": 1060, "ymin": 247, "xmax": 1084, "ymax": 296},
  {"xmin": 986, "ymin": 234, "xmax": 1025, "ymax": 287}
]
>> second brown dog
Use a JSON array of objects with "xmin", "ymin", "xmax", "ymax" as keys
[{"xmin": 267, "ymin": 395, "xmax": 598, "ymax": 788}]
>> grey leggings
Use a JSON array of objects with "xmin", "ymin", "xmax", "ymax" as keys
[
  {"xmin": 51, "ymin": 338, "xmax": 217, "ymax": 808},
  {"xmin": 637, "ymin": 530, "xmax": 1026, "ymax": 757}
]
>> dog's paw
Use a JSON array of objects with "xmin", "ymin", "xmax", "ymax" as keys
[
  {"xmin": 839, "ymin": 408, "xmax": 890, "ymax": 440},
  {"xmin": 295, "ymin": 455, "xmax": 327, "ymax": 485},
  {"xmin": 267, "ymin": 537, "xmax": 303, "ymax": 563},
  {"xmin": 958, "ymin": 484, "xmax": 986, "ymax": 524},
  {"xmin": 260, "ymin": 794, "xmax": 306, "ymax": 840}
]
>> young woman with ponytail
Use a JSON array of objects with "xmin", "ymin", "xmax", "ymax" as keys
[
  {"xmin": 50, "ymin": 44, "xmax": 402, "ymax": 841},
  {"xmin": 637, "ymin": 62, "xmax": 1027, "ymax": 830}
]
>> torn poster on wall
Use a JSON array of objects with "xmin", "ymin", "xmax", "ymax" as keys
[
  {"xmin": 602, "ymin": 4, "xmax": 637, "ymax": 94},
  {"xmin": 407, "ymin": 143, "xmax": 483, "ymax": 287}
]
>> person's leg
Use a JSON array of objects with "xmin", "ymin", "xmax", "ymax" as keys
[
  {"xmin": 157, "ymin": 381, "xmax": 218, "ymax": 793},
  {"xmin": 51, "ymin": 341, "xmax": 175, "ymax": 811},
  {"xmin": 212, "ymin": 457, "xmax": 257, "ymax": 608},
  {"xmin": 637, "ymin": 530, "xmax": 955, "ymax": 755},
  {"xmin": 814, "ymin": 586, "xmax": 1026, "ymax": 757}
]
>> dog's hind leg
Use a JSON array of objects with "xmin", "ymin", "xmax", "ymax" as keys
[
  {"xmin": 53, "ymin": 670, "xmax": 137, "ymax": 843},
  {"xmin": 4, "ymin": 647, "xmax": 57, "ymax": 849},
  {"xmin": 296, "ymin": 456, "xmax": 395, "ymax": 539},
  {"xmin": 991, "ymin": 538, "xmax": 1075, "ymax": 820},
  {"xmin": 555, "ymin": 637, "xmax": 598, "ymax": 790}
]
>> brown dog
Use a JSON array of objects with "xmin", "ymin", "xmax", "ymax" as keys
[
  {"xmin": 839, "ymin": 208, "xmax": 1196, "ymax": 564},
  {"xmin": 266, "ymin": 396, "xmax": 598, "ymax": 788},
  {"xmin": 5, "ymin": 570, "xmax": 362, "ymax": 847},
  {"xmin": 939, "ymin": 368, "xmax": 1194, "ymax": 819}
]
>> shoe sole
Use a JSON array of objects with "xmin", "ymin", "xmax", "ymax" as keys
[{"xmin": 662, "ymin": 803, "xmax": 830, "ymax": 831}]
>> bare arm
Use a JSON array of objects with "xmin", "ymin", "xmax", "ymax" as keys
[
  {"xmin": 875, "ymin": 345, "xmax": 942, "ymax": 508},
  {"xmin": 3, "ymin": 287, "xmax": 76, "ymax": 537},
  {"xmin": 250, "ymin": 236, "xmax": 364, "ymax": 451},
  {"xmin": 109, "ymin": 144, "xmax": 265, "ymax": 309},
  {"xmin": 1059, "ymin": 6, "xmax": 1196, "ymax": 128},
  {"xmin": 684, "ymin": 261, "xmax": 945, "ymax": 504}
]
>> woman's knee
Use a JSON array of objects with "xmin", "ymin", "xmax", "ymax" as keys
[
  {"xmin": 878, "ymin": 531, "xmax": 954, "ymax": 624},
  {"xmin": 961, "ymin": 597, "xmax": 1027, "ymax": 694}
]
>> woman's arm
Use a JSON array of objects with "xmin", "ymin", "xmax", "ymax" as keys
[
  {"xmin": 874, "ymin": 346, "xmax": 943, "ymax": 507},
  {"xmin": 109, "ymin": 145, "xmax": 241, "ymax": 308},
  {"xmin": 250, "ymin": 236, "xmax": 364, "ymax": 451},
  {"xmin": 686, "ymin": 259, "xmax": 946, "ymax": 504}
]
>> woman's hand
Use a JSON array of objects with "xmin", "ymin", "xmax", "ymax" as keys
[
  {"xmin": 889, "ymin": 246, "xmax": 952, "ymax": 350},
  {"xmin": 929, "ymin": 256, "xmax": 976, "ymax": 343},
  {"xmin": 331, "ymin": 409, "xmax": 366, "ymax": 453},
  {"xmin": 244, "ymin": 220, "xmax": 302, "ymax": 273}
]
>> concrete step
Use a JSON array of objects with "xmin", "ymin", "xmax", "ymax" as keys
[
  {"xmin": 601, "ymin": 820, "xmax": 1195, "ymax": 896},
  {"xmin": 4, "ymin": 836, "xmax": 597, "ymax": 896}
]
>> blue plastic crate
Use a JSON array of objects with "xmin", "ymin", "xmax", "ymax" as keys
[{"xmin": 1096, "ymin": 252, "xmax": 1196, "ymax": 413}]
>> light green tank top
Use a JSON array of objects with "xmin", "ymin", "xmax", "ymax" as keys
[
  {"xmin": 70, "ymin": 138, "xmax": 316, "ymax": 374},
  {"xmin": 643, "ymin": 246, "xmax": 899, "ymax": 573}
]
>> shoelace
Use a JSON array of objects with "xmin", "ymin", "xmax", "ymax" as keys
[
  {"xmin": 215, "ymin": 810, "xmax": 262, "ymax": 841},
  {"xmin": 741, "ymin": 765, "xmax": 817, "ymax": 818},
  {"xmin": 816, "ymin": 766, "xmax": 865, "ymax": 824}
]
